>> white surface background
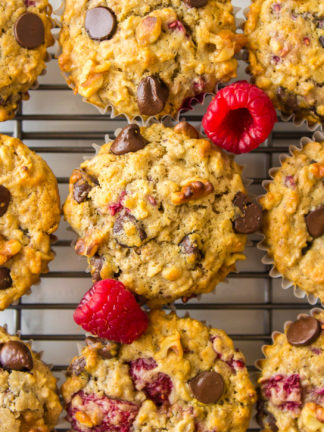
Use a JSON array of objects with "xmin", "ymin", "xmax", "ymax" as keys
[{"xmin": 0, "ymin": 1, "xmax": 316, "ymax": 430}]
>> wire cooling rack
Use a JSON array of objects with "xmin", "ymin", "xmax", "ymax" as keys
[{"xmin": 0, "ymin": 1, "xmax": 319, "ymax": 430}]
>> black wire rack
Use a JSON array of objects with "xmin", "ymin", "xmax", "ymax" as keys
[{"xmin": 1, "ymin": 68, "xmax": 317, "ymax": 431}]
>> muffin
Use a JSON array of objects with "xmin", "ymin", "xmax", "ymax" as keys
[
  {"xmin": 62, "ymin": 309, "xmax": 256, "ymax": 432},
  {"xmin": 256, "ymin": 309, "xmax": 324, "ymax": 432},
  {"xmin": 58, "ymin": 0, "xmax": 246, "ymax": 120},
  {"xmin": 260, "ymin": 139, "xmax": 324, "ymax": 302},
  {"xmin": 0, "ymin": 325, "xmax": 62, "ymax": 431},
  {"xmin": 63, "ymin": 122, "xmax": 262, "ymax": 307},
  {"xmin": 0, "ymin": 0, "xmax": 54, "ymax": 122},
  {"xmin": 0, "ymin": 134, "xmax": 61, "ymax": 310},
  {"xmin": 244, "ymin": 0, "xmax": 324, "ymax": 126}
]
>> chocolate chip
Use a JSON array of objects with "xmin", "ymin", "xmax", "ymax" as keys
[
  {"xmin": 110, "ymin": 125, "xmax": 149, "ymax": 155},
  {"xmin": 276, "ymin": 87, "xmax": 300, "ymax": 111},
  {"xmin": 0, "ymin": 268, "xmax": 12, "ymax": 290},
  {"xmin": 179, "ymin": 234, "xmax": 202, "ymax": 261},
  {"xmin": 183, "ymin": 0, "xmax": 208, "ymax": 7},
  {"xmin": 14, "ymin": 12, "xmax": 45, "ymax": 49},
  {"xmin": 287, "ymin": 316, "xmax": 321, "ymax": 346},
  {"xmin": 189, "ymin": 371, "xmax": 224, "ymax": 404},
  {"xmin": 67, "ymin": 356, "xmax": 86, "ymax": 376},
  {"xmin": 320, "ymin": 36, "xmax": 324, "ymax": 48},
  {"xmin": 85, "ymin": 7, "xmax": 117, "ymax": 41},
  {"xmin": 305, "ymin": 206, "xmax": 324, "ymax": 238},
  {"xmin": 0, "ymin": 186, "xmax": 11, "ymax": 217},
  {"xmin": 233, "ymin": 192, "xmax": 262, "ymax": 234},
  {"xmin": 90, "ymin": 255, "xmax": 104, "ymax": 282},
  {"xmin": 73, "ymin": 172, "xmax": 98, "ymax": 203},
  {"xmin": 0, "ymin": 341, "xmax": 33, "ymax": 371},
  {"xmin": 113, "ymin": 210, "xmax": 147, "ymax": 248},
  {"xmin": 137, "ymin": 76, "xmax": 169, "ymax": 116}
]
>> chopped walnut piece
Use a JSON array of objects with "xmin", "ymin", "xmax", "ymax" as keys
[
  {"xmin": 0, "ymin": 238, "xmax": 22, "ymax": 265},
  {"xmin": 171, "ymin": 180, "xmax": 214, "ymax": 205},
  {"xmin": 136, "ymin": 16, "xmax": 162, "ymax": 45}
]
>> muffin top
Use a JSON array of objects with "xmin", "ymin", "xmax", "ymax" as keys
[
  {"xmin": 58, "ymin": 0, "xmax": 245, "ymax": 119},
  {"xmin": 257, "ymin": 309, "xmax": 324, "ymax": 432},
  {"xmin": 244, "ymin": 0, "xmax": 324, "ymax": 126},
  {"xmin": 0, "ymin": 134, "xmax": 61, "ymax": 310},
  {"xmin": 260, "ymin": 139, "xmax": 324, "ymax": 302},
  {"xmin": 63, "ymin": 122, "xmax": 262, "ymax": 306},
  {"xmin": 0, "ymin": 326, "xmax": 62, "ymax": 432},
  {"xmin": 62, "ymin": 309, "xmax": 256, "ymax": 432},
  {"xmin": 0, "ymin": 0, "xmax": 54, "ymax": 121}
]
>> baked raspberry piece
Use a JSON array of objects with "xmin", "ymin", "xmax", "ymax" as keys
[
  {"xmin": 67, "ymin": 391, "xmax": 139, "ymax": 432},
  {"xmin": 261, "ymin": 374, "xmax": 302, "ymax": 412},
  {"xmin": 73, "ymin": 279, "xmax": 148, "ymax": 344},
  {"xmin": 202, "ymin": 81, "xmax": 277, "ymax": 154},
  {"xmin": 130, "ymin": 357, "xmax": 173, "ymax": 405}
]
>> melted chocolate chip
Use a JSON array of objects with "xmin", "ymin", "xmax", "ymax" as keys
[
  {"xmin": 189, "ymin": 371, "xmax": 224, "ymax": 404},
  {"xmin": 183, "ymin": 0, "xmax": 208, "ymax": 6},
  {"xmin": 233, "ymin": 192, "xmax": 262, "ymax": 234},
  {"xmin": 320, "ymin": 36, "xmax": 324, "ymax": 48},
  {"xmin": 276, "ymin": 87, "xmax": 300, "ymax": 111},
  {"xmin": 137, "ymin": 76, "xmax": 169, "ymax": 116},
  {"xmin": 73, "ymin": 179, "xmax": 92, "ymax": 203},
  {"xmin": 179, "ymin": 234, "xmax": 202, "ymax": 261},
  {"xmin": 14, "ymin": 12, "xmax": 45, "ymax": 49},
  {"xmin": 0, "ymin": 341, "xmax": 33, "ymax": 371},
  {"xmin": 306, "ymin": 206, "xmax": 324, "ymax": 238},
  {"xmin": 90, "ymin": 255, "xmax": 104, "ymax": 282},
  {"xmin": 85, "ymin": 7, "xmax": 117, "ymax": 41},
  {"xmin": 287, "ymin": 316, "xmax": 321, "ymax": 346},
  {"xmin": 67, "ymin": 356, "xmax": 86, "ymax": 376},
  {"xmin": 110, "ymin": 125, "xmax": 149, "ymax": 155},
  {"xmin": 0, "ymin": 186, "xmax": 11, "ymax": 217},
  {"xmin": 0, "ymin": 268, "xmax": 12, "ymax": 290},
  {"xmin": 113, "ymin": 210, "xmax": 147, "ymax": 248}
]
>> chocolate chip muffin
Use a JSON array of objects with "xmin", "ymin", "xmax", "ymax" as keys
[
  {"xmin": 256, "ymin": 309, "xmax": 324, "ymax": 432},
  {"xmin": 0, "ymin": 325, "xmax": 62, "ymax": 431},
  {"xmin": 260, "ymin": 139, "xmax": 324, "ymax": 303},
  {"xmin": 58, "ymin": 0, "xmax": 246, "ymax": 120},
  {"xmin": 0, "ymin": 0, "xmax": 54, "ymax": 122},
  {"xmin": 0, "ymin": 134, "xmax": 60, "ymax": 310},
  {"xmin": 63, "ymin": 122, "xmax": 262, "ymax": 307},
  {"xmin": 62, "ymin": 309, "xmax": 256, "ymax": 432},
  {"xmin": 244, "ymin": 0, "xmax": 324, "ymax": 126}
]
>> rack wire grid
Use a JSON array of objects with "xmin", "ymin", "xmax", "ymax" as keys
[{"xmin": 0, "ymin": 0, "xmax": 320, "ymax": 430}]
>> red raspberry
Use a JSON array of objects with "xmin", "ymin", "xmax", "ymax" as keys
[
  {"xmin": 67, "ymin": 391, "xmax": 139, "ymax": 432},
  {"xmin": 74, "ymin": 279, "xmax": 148, "ymax": 344},
  {"xmin": 130, "ymin": 357, "xmax": 173, "ymax": 405},
  {"xmin": 202, "ymin": 81, "xmax": 277, "ymax": 154}
]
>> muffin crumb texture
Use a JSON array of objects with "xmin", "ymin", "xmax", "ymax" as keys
[
  {"xmin": 59, "ymin": 0, "xmax": 245, "ymax": 119},
  {"xmin": 63, "ymin": 310, "xmax": 256, "ymax": 432},
  {"xmin": 260, "ymin": 140, "xmax": 324, "ymax": 302},
  {"xmin": 63, "ymin": 123, "xmax": 250, "ymax": 306},
  {"xmin": 245, "ymin": 0, "xmax": 324, "ymax": 126}
]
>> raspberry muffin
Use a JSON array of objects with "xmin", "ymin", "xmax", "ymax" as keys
[
  {"xmin": 244, "ymin": 0, "xmax": 324, "ymax": 126},
  {"xmin": 0, "ymin": 325, "xmax": 62, "ymax": 431},
  {"xmin": 58, "ymin": 0, "xmax": 246, "ymax": 120},
  {"xmin": 62, "ymin": 309, "xmax": 256, "ymax": 432},
  {"xmin": 0, "ymin": 0, "xmax": 54, "ymax": 122},
  {"xmin": 260, "ymin": 139, "xmax": 324, "ymax": 302},
  {"xmin": 256, "ymin": 309, "xmax": 324, "ymax": 432},
  {"xmin": 63, "ymin": 122, "xmax": 262, "ymax": 307},
  {"xmin": 0, "ymin": 134, "xmax": 60, "ymax": 310}
]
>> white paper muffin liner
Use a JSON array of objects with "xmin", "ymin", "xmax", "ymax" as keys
[
  {"xmin": 257, "ymin": 130, "xmax": 324, "ymax": 306},
  {"xmin": 53, "ymin": 2, "xmax": 244, "ymax": 126}
]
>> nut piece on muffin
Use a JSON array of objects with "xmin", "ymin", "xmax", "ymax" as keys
[
  {"xmin": 244, "ymin": 0, "xmax": 324, "ymax": 126},
  {"xmin": 62, "ymin": 309, "xmax": 256, "ymax": 432},
  {"xmin": 260, "ymin": 139, "xmax": 324, "ymax": 302},
  {"xmin": 0, "ymin": 134, "xmax": 61, "ymax": 310},
  {"xmin": 58, "ymin": 0, "xmax": 246, "ymax": 119},
  {"xmin": 63, "ymin": 122, "xmax": 262, "ymax": 307},
  {"xmin": 257, "ymin": 309, "xmax": 324, "ymax": 432},
  {"xmin": 0, "ymin": 0, "xmax": 54, "ymax": 121},
  {"xmin": 0, "ymin": 326, "xmax": 62, "ymax": 431}
]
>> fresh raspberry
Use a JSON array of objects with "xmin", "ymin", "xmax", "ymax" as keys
[
  {"xmin": 67, "ymin": 391, "xmax": 139, "ymax": 432},
  {"xmin": 73, "ymin": 279, "xmax": 148, "ymax": 344},
  {"xmin": 130, "ymin": 357, "xmax": 173, "ymax": 405},
  {"xmin": 202, "ymin": 81, "xmax": 277, "ymax": 154}
]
